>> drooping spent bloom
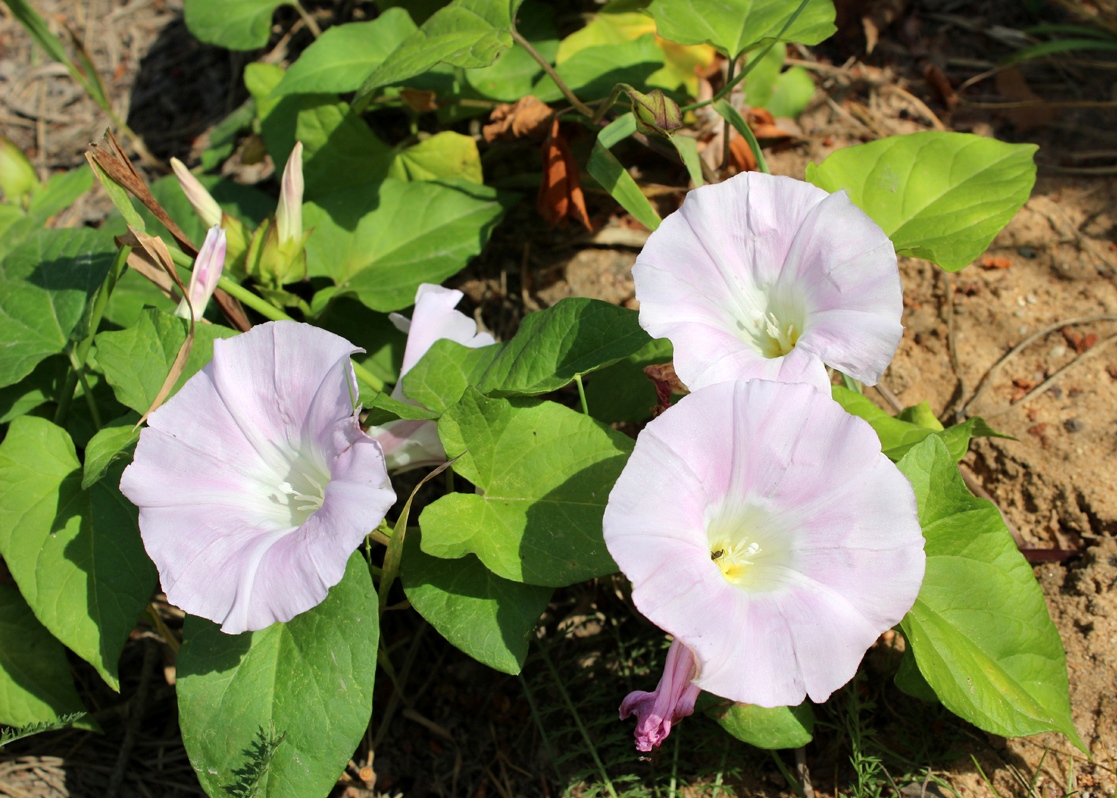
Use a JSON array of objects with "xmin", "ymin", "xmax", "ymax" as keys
[
  {"xmin": 633, "ymin": 172, "xmax": 903, "ymax": 392},
  {"xmin": 120, "ymin": 322, "xmax": 396, "ymax": 634},
  {"xmin": 604, "ymin": 379, "xmax": 925, "ymax": 747},
  {"xmin": 367, "ymin": 283, "xmax": 495, "ymax": 471},
  {"xmin": 170, "ymin": 157, "xmax": 223, "ymax": 228},
  {"xmin": 620, "ymin": 638, "xmax": 701, "ymax": 752},
  {"xmin": 174, "ymin": 225, "xmax": 226, "ymax": 321}
]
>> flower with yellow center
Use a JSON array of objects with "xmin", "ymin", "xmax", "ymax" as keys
[
  {"xmin": 633, "ymin": 172, "xmax": 903, "ymax": 392},
  {"xmin": 603, "ymin": 379, "xmax": 925, "ymax": 749}
]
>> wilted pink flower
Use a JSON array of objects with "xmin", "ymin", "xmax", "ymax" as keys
[
  {"xmin": 120, "ymin": 322, "xmax": 395, "ymax": 634},
  {"xmin": 175, "ymin": 225, "xmax": 226, "ymax": 322},
  {"xmin": 170, "ymin": 158, "xmax": 223, "ymax": 228},
  {"xmin": 620, "ymin": 639, "xmax": 701, "ymax": 752},
  {"xmin": 604, "ymin": 380, "xmax": 924, "ymax": 745},
  {"xmin": 367, "ymin": 284, "xmax": 495, "ymax": 471},
  {"xmin": 633, "ymin": 172, "xmax": 903, "ymax": 392}
]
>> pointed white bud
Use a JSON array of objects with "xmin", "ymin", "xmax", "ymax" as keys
[
  {"xmin": 176, "ymin": 225, "xmax": 226, "ymax": 321},
  {"xmin": 276, "ymin": 141, "xmax": 303, "ymax": 245},
  {"xmin": 170, "ymin": 158, "xmax": 223, "ymax": 228}
]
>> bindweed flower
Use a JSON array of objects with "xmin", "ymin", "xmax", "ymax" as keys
[
  {"xmin": 120, "ymin": 321, "xmax": 396, "ymax": 634},
  {"xmin": 620, "ymin": 638, "xmax": 701, "ymax": 752},
  {"xmin": 603, "ymin": 379, "xmax": 925, "ymax": 746},
  {"xmin": 633, "ymin": 172, "xmax": 903, "ymax": 392},
  {"xmin": 368, "ymin": 284, "xmax": 495, "ymax": 471},
  {"xmin": 170, "ymin": 158, "xmax": 223, "ymax": 228},
  {"xmin": 175, "ymin": 225, "xmax": 226, "ymax": 321}
]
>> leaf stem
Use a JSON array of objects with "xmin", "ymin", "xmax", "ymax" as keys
[
  {"xmin": 574, "ymin": 373, "xmax": 589, "ymax": 415},
  {"xmin": 679, "ymin": 0, "xmax": 812, "ymax": 113},
  {"xmin": 722, "ymin": 57, "xmax": 736, "ymax": 171},
  {"xmin": 511, "ymin": 29, "xmax": 595, "ymax": 118},
  {"xmin": 70, "ymin": 351, "xmax": 102, "ymax": 429},
  {"xmin": 53, "ymin": 368, "xmax": 79, "ymax": 427},
  {"xmin": 216, "ymin": 275, "xmax": 290, "ymax": 322}
]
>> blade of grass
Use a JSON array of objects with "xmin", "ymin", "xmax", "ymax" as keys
[
  {"xmin": 714, "ymin": 100, "xmax": 769, "ymax": 174},
  {"xmin": 670, "ymin": 135, "xmax": 704, "ymax": 187},
  {"xmin": 538, "ymin": 642, "xmax": 618, "ymax": 798},
  {"xmin": 583, "ymin": 114, "xmax": 661, "ymax": 230}
]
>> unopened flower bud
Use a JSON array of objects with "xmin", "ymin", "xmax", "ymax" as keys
[
  {"xmin": 628, "ymin": 88, "xmax": 683, "ymax": 137},
  {"xmin": 276, "ymin": 141, "xmax": 303, "ymax": 245},
  {"xmin": 171, "ymin": 158, "xmax": 223, "ymax": 228},
  {"xmin": 175, "ymin": 225, "xmax": 226, "ymax": 321}
]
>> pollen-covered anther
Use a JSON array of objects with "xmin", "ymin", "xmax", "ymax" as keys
[{"xmin": 763, "ymin": 312, "xmax": 799, "ymax": 358}]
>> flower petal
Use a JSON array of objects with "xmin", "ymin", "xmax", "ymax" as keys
[
  {"xmin": 366, "ymin": 418, "xmax": 447, "ymax": 473},
  {"xmin": 120, "ymin": 321, "xmax": 395, "ymax": 633},
  {"xmin": 398, "ymin": 284, "xmax": 496, "ymax": 384},
  {"xmin": 634, "ymin": 173, "xmax": 902, "ymax": 390},
  {"xmin": 604, "ymin": 380, "xmax": 925, "ymax": 707},
  {"xmin": 619, "ymin": 639, "xmax": 701, "ymax": 751}
]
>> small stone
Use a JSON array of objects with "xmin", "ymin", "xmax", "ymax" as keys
[
  {"xmin": 1013, "ymin": 309, "xmax": 1025, "ymax": 318},
  {"xmin": 1064, "ymin": 418, "xmax": 1085, "ymax": 433},
  {"xmin": 1049, "ymin": 344, "xmax": 1068, "ymax": 359},
  {"xmin": 1019, "ymin": 245, "xmax": 1037, "ymax": 258},
  {"xmin": 1019, "ymin": 326, "xmax": 1029, "ymax": 335},
  {"xmin": 1026, "ymin": 293, "xmax": 1038, "ymax": 304},
  {"xmin": 1016, "ymin": 296, "xmax": 1027, "ymax": 307}
]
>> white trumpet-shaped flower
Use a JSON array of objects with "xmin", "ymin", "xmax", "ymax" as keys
[
  {"xmin": 633, "ymin": 172, "xmax": 904, "ymax": 391},
  {"xmin": 120, "ymin": 321, "xmax": 396, "ymax": 634}
]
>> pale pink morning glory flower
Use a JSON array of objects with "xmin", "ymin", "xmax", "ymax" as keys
[
  {"xmin": 174, "ymin": 225, "xmax": 226, "ymax": 322},
  {"xmin": 367, "ymin": 284, "xmax": 495, "ymax": 472},
  {"xmin": 604, "ymin": 379, "xmax": 925, "ymax": 746},
  {"xmin": 120, "ymin": 321, "xmax": 396, "ymax": 634},
  {"xmin": 633, "ymin": 172, "xmax": 903, "ymax": 392},
  {"xmin": 620, "ymin": 638, "xmax": 701, "ymax": 752}
]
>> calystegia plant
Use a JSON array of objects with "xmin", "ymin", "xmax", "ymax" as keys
[{"xmin": 0, "ymin": 0, "xmax": 1082, "ymax": 795}]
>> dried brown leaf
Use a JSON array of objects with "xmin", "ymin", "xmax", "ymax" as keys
[
  {"xmin": 536, "ymin": 119, "xmax": 591, "ymax": 231},
  {"xmin": 995, "ymin": 67, "xmax": 1054, "ymax": 131},
  {"xmin": 400, "ymin": 89, "xmax": 438, "ymax": 113},
  {"xmin": 127, "ymin": 227, "xmax": 195, "ymax": 426},
  {"xmin": 483, "ymin": 96, "xmax": 552, "ymax": 143}
]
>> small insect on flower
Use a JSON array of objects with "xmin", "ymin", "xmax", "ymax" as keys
[
  {"xmin": 604, "ymin": 379, "xmax": 925, "ymax": 749},
  {"xmin": 120, "ymin": 321, "xmax": 396, "ymax": 634},
  {"xmin": 633, "ymin": 172, "xmax": 904, "ymax": 392}
]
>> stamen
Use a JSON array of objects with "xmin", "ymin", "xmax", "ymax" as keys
[
  {"xmin": 709, "ymin": 538, "xmax": 763, "ymax": 583},
  {"xmin": 764, "ymin": 312, "xmax": 799, "ymax": 357},
  {"xmin": 273, "ymin": 475, "xmax": 326, "ymax": 519}
]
